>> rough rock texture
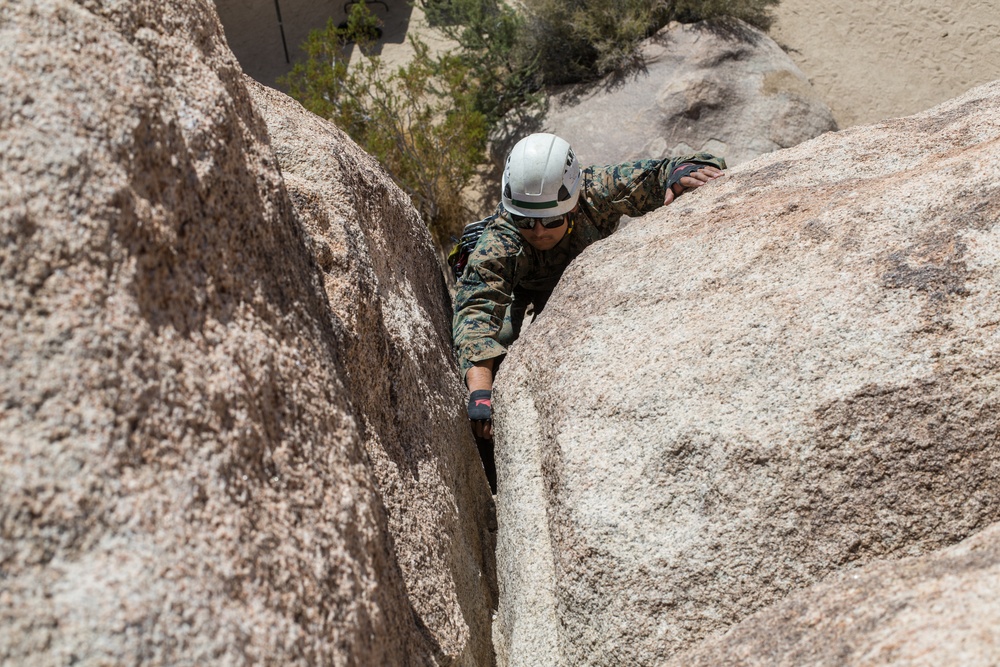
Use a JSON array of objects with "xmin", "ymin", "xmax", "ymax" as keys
[
  {"xmin": 771, "ymin": 0, "xmax": 1000, "ymax": 128},
  {"xmin": 246, "ymin": 79, "xmax": 497, "ymax": 666},
  {"xmin": 542, "ymin": 20, "xmax": 837, "ymax": 168},
  {"xmin": 492, "ymin": 79, "xmax": 1000, "ymax": 666},
  {"xmin": 668, "ymin": 521, "xmax": 1000, "ymax": 666},
  {"xmin": 0, "ymin": 0, "xmax": 492, "ymax": 664}
]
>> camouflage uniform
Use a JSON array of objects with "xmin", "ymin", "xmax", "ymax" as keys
[{"xmin": 453, "ymin": 153, "xmax": 726, "ymax": 380}]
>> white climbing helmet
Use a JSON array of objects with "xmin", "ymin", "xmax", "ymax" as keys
[{"xmin": 502, "ymin": 133, "xmax": 581, "ymax": 218}]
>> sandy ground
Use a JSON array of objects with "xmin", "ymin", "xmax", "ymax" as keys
[{"xmin": 770, "ymin": 0, "xmax": 1000, "ymax": 127}]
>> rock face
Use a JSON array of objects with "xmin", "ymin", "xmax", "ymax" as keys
[
  {"xmin": 542, "ymin": 20, "xmax": 838, "ymax": 168},
  {"xmin": 492, "ymin": 79, "xmax": 1000, "ymax": 666},
  {"xmin": 246, "ymin": 79, "xmax": 497, "ymax": 665},
  {"xmin": 0, "ymin": 0, "xmax": 492, "ymax": 664},
  {"xmin": 668, "ymin": 521, "xmax": 1000, "ymax": 666}
]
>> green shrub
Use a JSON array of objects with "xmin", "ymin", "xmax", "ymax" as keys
[
  {"xmin": 280, "ymin": 0, "xmax": 781, "ymax": 245},
  {"xmin": 424, "ymin": 0, "xmax": 544, "ymax": 133},
  {"xmin": 669, "ymin": 0, "xmax": 779, "ymax": 28},
  {"xmin": 279, "ymin": 3, "xmax": 488, "ymax": 245}
]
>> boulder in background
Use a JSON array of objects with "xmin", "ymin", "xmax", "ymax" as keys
[{"xmin": 543, "ymin": 20, "xmax": 838, "ymax": 168}]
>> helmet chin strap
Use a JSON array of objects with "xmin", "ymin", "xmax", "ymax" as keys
[{"xmin": 565, "ymin": 205, "xmax": 580, "ymax": 236}]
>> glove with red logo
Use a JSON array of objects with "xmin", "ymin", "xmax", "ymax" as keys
[{"xmin": 467, "ymin": 389, "xmax": 493, "ymax": 422}]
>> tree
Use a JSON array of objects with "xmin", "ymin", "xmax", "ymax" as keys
[{"xmin": 280, "ymin": 3, "xmax": 488, "ymax": 245}]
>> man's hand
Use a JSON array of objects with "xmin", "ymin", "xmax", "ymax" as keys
[
  {"xmin": 467, "ymin": 389, "xmax": 493, "ymax": 439},
  {"xmin": 664, "ymin": 164, "xmax": 725, "ymax": 205}
]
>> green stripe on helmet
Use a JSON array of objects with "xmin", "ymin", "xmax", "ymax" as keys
[{"xmin": 511, "ymin": 198, "xmax": 559, "ymax": 209}]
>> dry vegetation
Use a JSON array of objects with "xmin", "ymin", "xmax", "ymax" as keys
[{"xmin": 283, "ymin": 0, "xmax": 780, "ymax": 245}]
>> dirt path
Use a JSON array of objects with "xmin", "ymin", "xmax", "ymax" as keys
[{"xmin": 770, "ymin": 0, "xmax": 1000, "ymax": 127}]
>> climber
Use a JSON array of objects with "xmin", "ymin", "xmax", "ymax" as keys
[{"xmin": 452, "ymin": 132, "xmax": 726, "ymax": 491}]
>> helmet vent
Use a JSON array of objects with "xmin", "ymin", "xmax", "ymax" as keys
[
  {"xmin": 504, "ymin": 183, "xmax": 512, "ymax": 200},
  {"xmin": 558, "ymin": 185, "xmax": 570, "ymax": 201}
]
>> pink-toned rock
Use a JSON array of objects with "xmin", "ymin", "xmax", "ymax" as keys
[
  {"xmin": 492, "ymin": 80, "xmax": 1000, "ymax": 665},
  {"xmin": 669, "ymin": 522, "xmax": 1000, "ymax": 666},
  {"xmin": 0, "ymin": 0, "xmax": 492, "ymax": 664},
  {"xmin": 246, "ymin": 78, "xmax": 497, "ymax": 666}
]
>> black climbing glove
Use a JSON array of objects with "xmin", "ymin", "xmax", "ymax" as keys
[
  {"xmin": 467, "ymin": 389, "xmax": 493, "ymax": 422},
  {"xmin": 667, "ymin": 162, "xmax": 704, "ymax": 191}
]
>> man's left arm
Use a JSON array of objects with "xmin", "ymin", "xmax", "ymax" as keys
[{"xmin": 583, "ymin": 153, "xmax": 727, "ymax": 231}]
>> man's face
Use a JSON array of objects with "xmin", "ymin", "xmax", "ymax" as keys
[{"xmin": 516, "ymin": 215, "xmax": 569, "ymax": 251}]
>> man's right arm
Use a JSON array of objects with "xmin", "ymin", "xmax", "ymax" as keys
[
  {"xmin": 453, "ymin": 253, "xmax": 514, "ymax": 379},
  {"xmin": 452, "ymin": 233, "xmax": 519, "ymax": 437},
  {"xmin": 465, "ymin": 359, "xmax": 495, "ymax": 440}
]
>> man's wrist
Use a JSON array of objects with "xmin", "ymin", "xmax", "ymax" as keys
[{"xmin": 467, "ymin": 389, "xmax": 493, "ymax": 421}]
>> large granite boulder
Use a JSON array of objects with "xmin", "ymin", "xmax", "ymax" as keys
[
  {"xmin": 669, "ymin": 521, "xmax": 1000, "ymax": 666},
  {"xmin": 246, "ymin": 79, "xmax": 497, "ymax": 665},
  {"xmin": 543, "ymin": 20, "xmax": 838, "ymax": 167},
  {"xmin": 492, "ymin": 79, "xmax": 1000, "ymax": 665},
  {"xmin": 0, "ymin": 0, "xmax": 492, "ymax": 664}
]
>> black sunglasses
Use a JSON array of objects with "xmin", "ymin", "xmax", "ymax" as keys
[{"xmin": 511, "ymin": 213, "xmax": 567, "ymax": 230}]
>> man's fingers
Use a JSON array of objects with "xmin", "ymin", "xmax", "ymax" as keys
[
  {"xmin": 679, "ymin": 168, "xmax": 724, "ymax": 190},
  {"xmin": 667, "ymin": 165, "xmax": 724, "ymax": 204},
  {"xmin": 691, "ymin": 167, "xmax": 723, "ymax": 181},
  {"xmin": 472, "ymin": 419, "xmax": 493, "ymax": 440}
]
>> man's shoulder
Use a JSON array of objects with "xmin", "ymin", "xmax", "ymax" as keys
[{"xmin": 471, "ymin": 214, "xmax": 523, "ymax": 260}]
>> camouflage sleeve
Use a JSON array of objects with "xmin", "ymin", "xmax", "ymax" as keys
[
  {"xmin": 583, "ymin": 153, "xmax": 727, "ymax": 233},
  {"xmin": 452, "ymin": 229, "xmax": 520, "ymax": 381}
]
